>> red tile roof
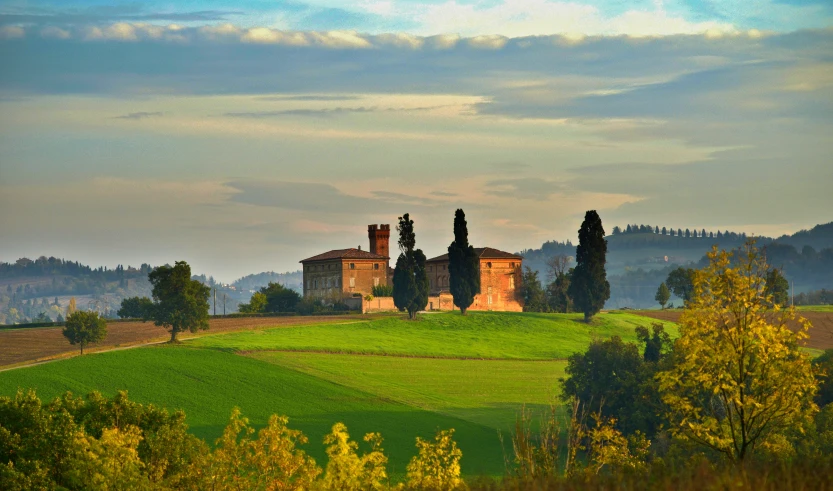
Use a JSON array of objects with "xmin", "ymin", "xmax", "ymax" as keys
[
  {"xmin": 300, "ymin": 248, "xmax": 388, "ymax": 263},
  {"xmin": 426, "ymin": 247, "xmax": 523, "ymax": 262}
]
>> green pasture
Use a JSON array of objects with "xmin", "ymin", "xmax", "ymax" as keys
[
  {"xmin": 249, "ymin": 351, "xmax": 567, "ymax": 431},
  {"xmin": 0, "ymin": 311, "xmax": 674, "ymax": 477},
  {"xmin": 798, "ymin": 305, "xmax": 833, "ymax": 312},
  {"xmin": 0, "ymin": 346, "xmax": 507, "ymax": 476},
  {"xmin": 190, "ymin": 311, "xmax": 675, "ymax": 360}
]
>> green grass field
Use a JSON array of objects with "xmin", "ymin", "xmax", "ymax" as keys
[
  {"xmin": 189, "ymin": 311, "xmax": 675, "ymax": 360},
  {"xmin": 0, "ymin": 311, "xmax": 671, "ymax": 477},
  {"xmin": 798, "ymin": 305, "xmax": 833, "ymax": 312}
]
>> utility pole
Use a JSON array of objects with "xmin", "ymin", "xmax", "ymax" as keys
[
  {"xmin": 223, "ymin": 293, "xmax": 227, "ymax": 316},
  {"xmin": 791, "ymin": 281, "xmax": 795, "ymax": 307},
  {"xmin": 213, "ymin": 288, "xmax": 216, "ymax": 316}
]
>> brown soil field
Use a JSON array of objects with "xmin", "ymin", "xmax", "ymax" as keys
[
  {"xmin": 0, "ymin": 315, "xmax": 367, "ymax": 369},
  {"xmin": 632, "ymin": 310, "xmax": 833, "ymax": 351}
]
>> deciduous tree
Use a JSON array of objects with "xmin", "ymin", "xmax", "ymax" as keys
[
  {"xmin": 148, "ymin": 261, "xmax": 210, "ymax": 342},
  {"xmin": 447, "ymin": 209, "xmax": 480, "ymax": 315},
  {"xmin": 237, "ymin": 292, "xmax": 267, "ymax": 313},
  {"xmin": 567, "ymin": 210, "xmax": 610, "ymax": 322},
  {"xmin": 665, "ymin": 267, "xmax": 695, "ymax": 304},
  {"xmin": 117, "ymin": 296, "xmax": 154, "ymax": 319},
  {"xmin": 764, "ymin": 268, "xmax": 790, "ymax": 307},
  {"xmin": 657, "ymin": 242, "xmax": 818, "ymax": 462},
  {"xmin": 655, "ymin": 282, "xmax": 670, "ymax": 309},
  {"xmin": 392, "ymin": 214, "xmax": 429, "ymax": 320},
  {"xmin": 63, "ymin": 310, "xmax": 107, "ymax": 355}
]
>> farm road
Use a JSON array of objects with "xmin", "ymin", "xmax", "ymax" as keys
[
  {"xmin": 633, "ymin": 310, "xmax": 833, "ymax": 350},
  {"xmin": 0, "ymin": 315, "xmax": 365, "ymax": 369}
]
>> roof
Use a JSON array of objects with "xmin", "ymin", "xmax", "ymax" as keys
[
  {"xmin": 426, "ymin": 247, "xmax": 523, "ymax": 262},
  {"xmin": 300, "ymin": 248, "xmax": 388, "ymax": 263}
]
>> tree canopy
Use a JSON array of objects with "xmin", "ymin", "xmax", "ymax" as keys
[
  {"xmin": 657, "ymin": 242, "xmax": 818, "ymax": 462},
  {"xmin": 654, "ymin": 283, "xmax": 670, "ymax": 309},
  {"xmin": 665, "ymin": 267, "xmax": 695, "ymax": 303},
  {"xmin": 447, "ymin": 209, "xmax": 480, "ymax": 315},
  {"xmin": 148, "ymin": 261, "xmax": 210, "ymax": 342},
  {"xmin": 62, "ymin": 310, "xmax": 107, "ymax": 355},
  {"xmin": 567, "ymin": 210, "xmax": 610, "ymax": 321},
  {"xmin": 392, "ymin": 214, "xmax": 429, "ymax": 320},
  {"xmin": 117, "ymin": 296, "xmax": 154, "ymax": 319}
]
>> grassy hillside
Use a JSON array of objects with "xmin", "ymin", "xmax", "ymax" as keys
[
  {"xmin": 0, "ymin": 311, "xmax": 674, "ymax": 477},
  {"xmin": 189, "ymin": 311, "xmax": 675, "ymax": 359},
  {"xmin": 0, "ymin": 346, "xmax": 505, "ymax": 477},
  {"xmin": 250, "ymin": 352, "xmax": 566, "ymax": 431}
]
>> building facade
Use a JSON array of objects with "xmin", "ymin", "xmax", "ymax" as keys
[
  {"xmin": 300, "ymin": 224, "xmax": 391, "ymax": 299},
  {"xmin": 425, "ymin": 247, "xmax": 524, "ymax": 312}
]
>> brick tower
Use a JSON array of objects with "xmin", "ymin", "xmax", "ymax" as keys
[{"xmin": 368, "ymin": 224, "xmax": 390, "ymax": 258}]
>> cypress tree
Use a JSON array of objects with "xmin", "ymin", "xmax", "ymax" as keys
[
  {"xmin": 567, "ymin": 210, "xmax": 611, "ymax": 322},
  {"xmin": 392, "ymin": 214, "xmax": 429, "ymax": 320},
  {"xmin": 448, "ymin": 209, "xmax": 480, "ymax": 315}
]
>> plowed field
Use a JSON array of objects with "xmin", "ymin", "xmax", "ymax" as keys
[
  {"xmin": 0, "ymin": 315, "xmax": 365, "ymax": 368},
  {"xmin": 633, "ymin": 310, "xmax": 833, "ymax": 350}
]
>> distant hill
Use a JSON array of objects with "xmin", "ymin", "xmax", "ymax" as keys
[
  {"xmin": 518, "ymin": 221, "xmax": 833, "ymax": 309},
  {"xmin": 774, "ymin": 222, "xmax": 833, "ymax": 251},
  {"xmin": 232, "ymin": 271, "xmax": 303, "ymax": 293}
]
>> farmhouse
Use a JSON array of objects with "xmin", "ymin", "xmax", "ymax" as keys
[
  {"xmin": 300, "ymin": 223, "xmax": 524, "ymax": 312},
  {"xmin": 425, "ymin": 248, "xmax": 524, "ymax": 312},
  {"xmin": 300, "ymin": 224, "xmax": 391, "ymax": 299}
]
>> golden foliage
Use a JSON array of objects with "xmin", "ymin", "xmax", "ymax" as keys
[
  {"xmin": 321, "ymin": 423, "xmax": 389, "ymax": 490},
  {"xmin": 585, "ymin": 414, "xmax": 649, "ymax": 475},
  {"xmin": 406, "ymin": 429, "xmax": 466, "ymax": 491},
  {"xmin": 657, "ymin": 241, "xmax": 818, "ymax": 462},
  {"xmin": 197, "ymin": 408, "xmax": 321, "ymax": 490}
]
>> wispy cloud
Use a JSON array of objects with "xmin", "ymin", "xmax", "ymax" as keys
[{"xmin": 114, "ymin": 111, "xmax": 163, "ymax": 120}]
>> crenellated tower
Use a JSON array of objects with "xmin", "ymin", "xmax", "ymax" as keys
[{"xmin": 368, "ymin": 224, "xmax": 390, "ymax": 258}]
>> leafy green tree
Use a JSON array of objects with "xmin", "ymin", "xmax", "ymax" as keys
[
  {"xmin": 547, "ymin": 268, "xmax": 573, "ymax": 313},
  {"xmin": 519, "ymin": 267, "xmax": 547, "ymax": 312},
  {"xmin": 447, "ymin": 209, "xmax": 480, "ymax": 315},
  {"xmin": 238, "ymin": 291, "xmax": 267, "ymax": 313},
  {"xmin": 635, "ymin": 323, "xmax": 671, "ymax": 363},
  {"xmin": 117, "ymin": 296, "xmax": 154, "ymax": 319},
  {"xmin": 392, "ymin": 214, "xmax": 429, "ymax": 320},
  {"xmin": 654, "ymin": 282, "xmax": 670, "ymax": 309},
  {"xmin": 148, "ymin": 261, "xmax": 210, "ymax": 343},
  {"xmin": 657, "ymin": 242, "xmax": 818, "ymax": 462},
  {"xmin": 665, "ymin": 267, "xmax": 695, "ymax": 304},
  {"xmin": 567, "ymin": 210, "xmax": 610, "ymax": 322},
  {"xmin": 33, "ymin": 312, "xmax": 52, "ymax": 323},
  {"xmin": 813, "ymin": 349, "xmax": 833, "ymax": 408},
  {"xmin": 561, "ymin": 335, "xmax": 667, "ymax": 437},
  {"xmin": 764, "ymin": 267, "xmax": 790, "ymax": 306},
  {"xmin": 259, "ymin": 282, "xmax": 301, "ymax": 312},
  {"xmin": 63, "ymin": 310, "xmax": 107, "ymax": 355}
]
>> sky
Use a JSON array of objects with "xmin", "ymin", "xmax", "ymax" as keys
[{"xmin": 0, "ymin": 1, "xmax": 831, "ymax": 281}]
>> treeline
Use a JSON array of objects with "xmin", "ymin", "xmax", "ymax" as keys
[
  {"xmin": 0, "ymin": 256, "xmax": 152, "ymax": 280},
  {"xmin": 795, "ymin": 289, "xmax": 833, "ymax": 306},
  {"xmin": 611, "ymin": 223, "xmax": 757, "ymax": 241},
  {"xmin": 232, "ymin": 270, "xmax": 303, "ymax": 292}
]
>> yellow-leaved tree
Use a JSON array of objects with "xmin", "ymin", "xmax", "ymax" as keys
[
  {"xmin": 657, "ymin": 241, "xmax": 818, "ymax": 462},
  {"xmin": 405, "ymin": 429, "xmax": 465, "ymax": 491},
  {"xmin": 321, "ymin": 423, "xmax": 388, "ymax": 490}
]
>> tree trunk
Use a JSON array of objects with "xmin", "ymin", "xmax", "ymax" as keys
[
  {"xmin": 80, "ymin": 344, "xmax": 84, "ymax": 355},
  {"xmin": 460, "ymin": 307, "xmax": 467, "ymax": 316},
  {"xmin": 584, "ymin": 312, "xmax": 593, "ymax": 323},
  {"xmin": 170, "ymin": 330, "xmax": 178, "ymax": 343}
]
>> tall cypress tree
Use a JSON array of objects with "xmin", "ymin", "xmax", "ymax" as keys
[
  {"xmin": 392, "ymin": 213, "xmax": 430, "ymax": 320},
  {"xmin": 568, "ymin": 210, "xmax": 610, "ymax": 322},
  {"xmin": 448, "ymin": 209, "xmax": 480, "ymax": 315}
]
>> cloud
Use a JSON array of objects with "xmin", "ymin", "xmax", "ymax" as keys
[
  {"xmin": 257, "ymin": 95, "xmax": 363, "ymax": 101},
  {"xmin": 0, "ymin": 25, "xmax": 24, "ymax": 39},
  {"xmin": 40, "ymin": 26, "xmax": 70, "ymax": 39},
  {"xmin": 225, "ymin": 107, "xmax": 376, "ymax": 118},
  {"xmin": 114, "ymin": 111, "xmax": 164, "ymax": 120},
  {"xmin": 484, "ymin": 177, "xmax": 566, "ymax": 200}
]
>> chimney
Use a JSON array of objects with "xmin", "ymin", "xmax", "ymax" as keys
[{"xmin": 368, "ymin": 224, "xmax": 390, "ymax": 258}]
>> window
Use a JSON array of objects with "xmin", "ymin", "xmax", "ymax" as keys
[
  {"xmin": 442, "ymin": 265, "xmax": 446, "ymax": 270},
  {"xmin": 349, "ymin": 277, "xmax": 356, "ymax": 288},
  {"xmin": 374, "ymin": 277, "xmax": 380, "ymax": 286},
  {"xmin": 509, "ymin": 275, "xmax": 515, "ymax": 289},
  {"xmin": 487, "ymin": 286, "xmax": 493, "ymax": 305},
  {"xmin": 374, "ymin": 263, "xmax": 380, "ymax": 270},
  {"xmin": 510, "ymin": 262, "xmax": 515, "ymax": 269},
  {"xmin": 349, "ymin": 263, "xmax": 355, "ymax": 270},
  {"xmin": 314, "ymin": 279, "xmax": 318, "ymax": 289},
  {"xmin": 487, "ymin": 262, "xmax": 492, "ymax": 268}
]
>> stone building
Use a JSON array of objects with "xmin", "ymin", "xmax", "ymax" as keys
[
  {"xmin": 425, "ymin": 248, "xmax": 524, "ymax": 312},
  {"xmin": 300, "ymin": 223, "xmax": 524, "ymax": 312},
  {"xmin": 300, "ymin": 224, "xmax": 391, "ymax": 299}
]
